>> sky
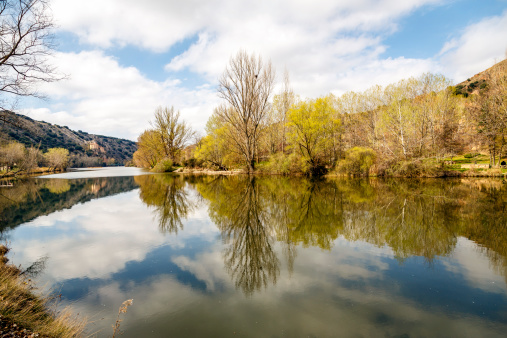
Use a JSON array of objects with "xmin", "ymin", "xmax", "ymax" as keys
[{"xmin": 18, "ymin": 0, "xmax": 507, "ymax": 141}]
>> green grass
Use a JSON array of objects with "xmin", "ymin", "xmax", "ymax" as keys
[
  {"xmin": 444, "ymin": 154, "xmax": 490, "ymax": 164},
  {"xmin": 444, "ymin": 164, "xmax": 462, "ymax": 169},
  {"xmin": 452, "ymin": 168, "xmax": 469, "ymax": 173}
]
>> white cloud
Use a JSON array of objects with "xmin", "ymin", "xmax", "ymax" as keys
[
  {"xmin": 51, "ymin": 0, "xmax": 206, "ymax": 52},
  {"xmin": 159, "ymin": 0, "xmax": 443, "ymax": 95},
  {"xmin": 52, "ymin": 0, "xmax": 443, "ymax": 89},
  {"xmin": 54, "ymin": 233, "xmax": 507, "ymax": 337},
  {"xmin": 439, "ymin": 10, "xmax": 507, "ymax": 82},
  {"xmin": 51, "ymin": 0, "xmax": 440, "ymax": 52},
  {"xmin": 9, "ymin": 187, "xmax": 218, "ymax": 282},
  {"xmin": 443, "ymin": 237, "xmax": 507, "ymax": 294},
  {"xmin": 19, "ymin": 0, "xmax": 505, "ymax": 139},
  {"xmin": 22, "ymin": 51, "xmax": 218, "ymax": 140}
]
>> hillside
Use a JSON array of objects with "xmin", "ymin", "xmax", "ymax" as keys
[
  {"xmin": 454, "ymin": 59, "xmax": 507, "ymax": 96},
  {"xmin": 0, "ymin": 112, "xmax": 137, "ymax": 165}
]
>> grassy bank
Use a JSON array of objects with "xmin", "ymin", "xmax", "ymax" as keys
[
  {"xmin": 171, "ymin": 160, "xmax": 507, "ymax": 178},
  {"xmin": 0, "ymin": 246, "xmax": 85, "ymax": 337},
  {"xmin": 0, "ymin": 167, "xmax": 66, "ymax": 179}
]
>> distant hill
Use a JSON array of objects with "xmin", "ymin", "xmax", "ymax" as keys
[
  {"xmin": 0, "ymin": 112, "xmax": 137, "ymax": 165},
  {"xmin": 454, "ymin": 59, "xmax": 507, "ymax": 96}
]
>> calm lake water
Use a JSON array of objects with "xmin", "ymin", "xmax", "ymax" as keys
[{"xmin": 1, "ymin": 167, "xmax": 507, "ymax": 337}]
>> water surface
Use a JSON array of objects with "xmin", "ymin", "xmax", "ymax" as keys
[{"xmin": 1, "ymin": 169, "xmax": 507, "ymax": 337}]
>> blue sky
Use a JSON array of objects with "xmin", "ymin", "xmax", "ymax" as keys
[{"xmin": 19, "ymin": 0, "xmax": 507, "ymax": 140}]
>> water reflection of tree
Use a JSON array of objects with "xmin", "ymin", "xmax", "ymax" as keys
[
  {"xmin": 1, "ymin": 177, "xmax": 138, "ymax": 234},
  {"xmin": 196, "ymin": 176, "xmax": 280, "ymax": 296},
  {"xmin": 260, "ymin": 177, "xmax": 345, "ymax": 275},
  {"xmin": 192, "ymin": 175, "xmax": 507, "ymax": 290},
  {"xmin": 135, "ymin": 174, "xmax": 195, "ymax": 234},
  {"xmin": 337, "ymin": 179, "xmax": 463, "ymax": 261},
  {"xmin": 459, "ymin": 179, "xmax": 507, "ymax": 283}
]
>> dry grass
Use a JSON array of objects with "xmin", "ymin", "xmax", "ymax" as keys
[
  {"xmin": 111, "ymin": 299, "xmax": 133, "ymax": 338},
  {"xmin": 0, "ymin": 246, "xmax": 85, "ymax": 337}
]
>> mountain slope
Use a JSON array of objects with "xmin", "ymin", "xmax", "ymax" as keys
[
  {"xmin": 455, "ymin": 59, "xmax": 507, "ymax": 96},
  {"xmin": 0, "ymin": 112, "xmax": 137, "ymax": 165}
]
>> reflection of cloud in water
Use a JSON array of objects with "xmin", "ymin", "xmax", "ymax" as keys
[
  {"xmin": 69, "ymin": 239, "xmax": 507, "ymax": 338},
  {"xmin": 6, "ymin": 175, "xmax": 507, "ymax": 337},
  {"xmin": 444, "ymin": 237, "xmax": 507, "ymax": 294},
  {"xmin": 172, "ymin": 247, "xmax": 230, "ymax": 292},
  {"xmin": 23, "ymin": 209, "xmax": 79, "ymax": 227},
  {"xmin": 9, "ymin": 189, "xmax": 218, "ymax": 283},
  {"xmin": 39, "ymin": 167, "xmax": 152, "ymax": 179}
]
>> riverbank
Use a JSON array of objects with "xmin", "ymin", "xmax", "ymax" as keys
[
  {"xmin": 0, "ymin": 246, "xmax": 85, "ymax": 337},
  {"xmin": 170, "ymin": 166, "xmax": 507, "ymax": 178},
  {"xmin": 0, "ymin": 167, "xmax": 66, "ymax": 179},
  {"xmin": 173, "ymin": 167, "xmax": 245, "ymax": 175},
  {"xmin": 4, "ymin": 164, "xmax": 504, "ymax": 180}
]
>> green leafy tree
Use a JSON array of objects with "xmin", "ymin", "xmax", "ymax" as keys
[
  {"xmin": 133, "ymin": 129, "xmax": 165, "ymax": 168},
  {"xmin": 287, "ymin": 96, "xmax": 340, "ymax": 174},
  {"xmin": 194, "ymin": 111, "xmax": 232, "ymax": 170},
  {"xmin": 336, "ymin": 147, "xmax": 376, "ymax": 176}
]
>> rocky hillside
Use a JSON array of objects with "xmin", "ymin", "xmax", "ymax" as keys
[
  {"xmin": 454, "ymin": 59, "xmax": 507, "ymax": 96},
  {"xmin": 0, "ymin": 112, "xmax": 137, "ymax": 165}
]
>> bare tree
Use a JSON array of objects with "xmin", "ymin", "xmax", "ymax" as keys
[
  {"xmin": 0, "ymin": 0, "xmax": 59, "ymax": 126},
  {"xmin": 217, "ymin": 50, "xmax": 275, "ymax": 172},
  {"xmin": 277, "ymin": 69, "xmax": 294, "ymax": 153},
  {"xmin": 151, "ymin": 106, "xmax": 194, "ymax": 163},
  {"xmin": 0, "ymin": 141, "xmax": 24, "ymax": 169}
]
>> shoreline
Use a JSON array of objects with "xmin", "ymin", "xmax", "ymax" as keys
[
  {"xmin": 171, "ymin": 167, "xmax": 507, "ymax": 178},
  {"xmin": 0, "ymin": 246, "xmax": 85, "ymax": 337},
  {"xmin": 0, "ymin": 168, "xmax": 66, "ymax": 180},
  {"xmin": 2, "ymin": 166, "xmax": 505, "ymax": 180}
]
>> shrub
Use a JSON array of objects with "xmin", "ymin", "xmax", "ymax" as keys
[
  {"xmin": 44, "ymin": 148, "xmax": 70, "ymax": 171},
  {"xmin": 382, "ymin": 159, "xmax": 438, "ymax": 177},
  {"xmin": 336, "ymin": 147, "xmax": 376, "ymax": 176},
  {"xmin": 183, "ymin": 158, "xmax": 201, "ymax": 168},
  {"xmin": 151, "ymin": 158, "xmax": 174, "ymax": 173},
  {"xmin": 464, "ymin": 153, "xmax": 480, "ymax": 158},
  {"xmin": 259, "ymin": 152, "xmax": 309, "ymax": 175},
  {"xmin": 0, "ymin": 142, "xmax": 25, "ymax": 168}
]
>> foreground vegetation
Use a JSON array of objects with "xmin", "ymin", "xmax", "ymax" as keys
[
  {"xmin": 0, "ymin": 246, "xmax": 85, "ymax": 337},
  {"xmin": 134, "ymin": 52, "xmax": 507, "ymax": 177}
]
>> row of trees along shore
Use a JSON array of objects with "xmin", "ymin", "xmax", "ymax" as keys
[
  {"xmin": 134, "ymin": 51, "xmax": 507, "ymax": 176},
  {"xmin": 0, "ymin": 143, "xmax": 69, "ymax": 175}
]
